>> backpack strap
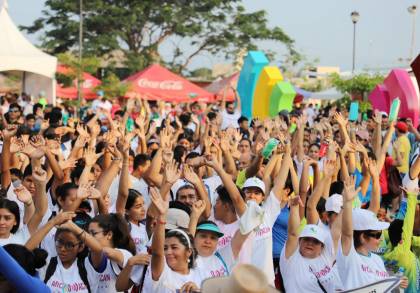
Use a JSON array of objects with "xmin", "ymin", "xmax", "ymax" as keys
[
  {"xmin": 44, "ymin": 256, "xmax": 58, "ymax": 284},
  {"xmin": 214, "ymin": 251, "xmax": 229, "ymax": 276},
  {"xmin": 77, "ymin": 257, "xmax": 91, "ymax": 293}
]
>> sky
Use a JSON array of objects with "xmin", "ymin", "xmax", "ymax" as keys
[{"xmin": 6, "ymin": 0, "xmax": 420, "ymax": 72}]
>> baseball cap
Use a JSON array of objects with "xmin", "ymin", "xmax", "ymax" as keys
[
  {"xmin": 242, "ymin": 177, "xmax": 266, "ymax": 194},
  {"xmin": 196, "ymin": 222, "xmax": 224, "ymax": 238},
  {"xmin": 325, "ymin": 194, "xmax": 343, "ymax": 214},
  {"xmin": 395, "ymin": 121, "xmax": 408, "ymax": 133},
  {"xmin": 166, "ymin": 208, "xmax": 190, "ymax": 230},
  {"xmin": 299, "ymin": 224, "xmax": 326, "ymax": 244},
  {"xmin": 352, "ymin": 208, "xmax": 390, "ymax": 231},
  {"xmin": 380, "ymin": 111, "xmax": 388, "ymax": 117}
]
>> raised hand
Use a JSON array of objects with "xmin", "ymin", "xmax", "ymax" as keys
[
  {"xmin": 288, "ymin": 195, "xmax": 304, "ymax": 207},
  {"xmin": 76, "ymin": 124, "xmax": 90, "ymax": 138},
  {"xmin": 58, "ymin": 157, "xmax": 77, "ymax": 170},
  {"xmin": 84, "ymin": 147, "xmax": 103, "ymax": 166},
  {"xmin": 30, "ymin": 135, "xmax": 46, "ymax": 149},
  {"xmin": 372, "ymin": 110, "xmax": 382, "ymax": 125},
  {"xmin": 77, "ymin": 183, "xmax": 91, "ymax": 200},
  {"xmin": 366, "ymin": 158, "xmax": 378, "ymax": 177},
  {"xmin": 32, "ymin": 167, "xmax": 47, "ymax": 184},
  {"xmin": 74, "ymin": 135, "xmax": 89, "ymax": 149},
  {"xmin": 183, "ymin": 165, "xmax": 201, "ymax": 186},
  {"xmin": 150, "ymin": 187, "xmax": 168, "ymax": 215},
  {"xmin": 191, "ymin": 200, "xmax": 206, "ymax": 216},
  {"xmin": 9, "ymin": 137, "xmax": 25, "ymax": 154},
  {"xmin": 2, "ymin": 125, "xmax": 18, "ymax": 140},
  {"xmin": 164, "ymin": 160, "xmax": 181, "ymax": 184},
  {"xmin": 323, "ymin": 159, "xmax": 336, "ymax": 178},
  {"xmin": 87, "ymin": 186, "xmax": 102, "ymax": 199},
  {"xmin": 14, "ymin": 186, "xmax": 32, "ymax": 204},
  {"xmin": 88, "ymin": 123, "xmax": 101, "ymax": 138},
  {"xmin": 159, "ymin": 127, "xmax": 172, "ymax": 150},
  {"xmin": 53, "ymin": 212, "xmax": 76, "ymax": 226},
  {"xmin": 333, "ymin": 112, "xmax": 347, "ymax": 127},
  {"xmin": 162, "ymin": 149, "xmax": 173, "ymax": 164},
  {"xmin": 343, "ymin": 176, "xmax": 361, "ymax": 203}
]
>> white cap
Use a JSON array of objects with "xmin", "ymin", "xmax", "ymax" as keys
[
  {"xmin": 299, "ymin": 224, "xmax": 326, "ymax": 244},
  {"xmin": 242, "ymin": 177, "xmax": 266, "ymax": 194},
  {"xmin": 325, "ymin": 194, "xmax": 343, "ymax": 213},
  {"xmin": 352, "ymin": 208, "xmax": 390, "ymax": 231},
  {"xmin": 166, "ymin": 208, "xmax": 190, "ymax": 230},
  {"xmin": 380, "ymin": 111, "xmax": 388, "ymax": 117}
]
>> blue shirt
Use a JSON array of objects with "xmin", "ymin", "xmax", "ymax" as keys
[{"xmin": 272, "ymin": 206, "xmax": 290, "ymax": 259}]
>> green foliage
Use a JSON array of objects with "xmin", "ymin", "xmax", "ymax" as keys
[
  {"xmin": 331, "ymin": 73, "xmax": 384, "ymax": 96},
  {"xmin": 21, "ymin": 0, "xmax": 297, "ymax": 74},
  {"xmin": 189, "ymin": 68, "xmax": 213, "ymax": 80},
  {"xmin": 95, "ymin": 73, "xmax": 128, "ymax": 99}
]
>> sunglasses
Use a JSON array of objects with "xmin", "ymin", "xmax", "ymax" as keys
[
  {"xmin": 9, "ymin": 109, "xmax": 20, "ymax": 113},
  {"xmin": 365, "ymin": 231, "xmax": 382, "ymax": 239}
]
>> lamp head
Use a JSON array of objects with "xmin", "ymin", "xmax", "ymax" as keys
[{"xmin": 351, "ymin": 11, "xmax": 360, "ymax": 24}]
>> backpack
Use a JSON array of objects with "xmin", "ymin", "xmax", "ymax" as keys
[{"xmin": 44, "ymin": 256, "xmax": 91, "ymax": 293}]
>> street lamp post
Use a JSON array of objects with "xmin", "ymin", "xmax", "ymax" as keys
[
  {"xmin": 77, "ymin": 0, "xmax": 83, "ymax": 119},
  {"xmin": 408, "ymin": 5, "xmax": 417, "ymax": 61},
  {"xmin": 351, "ymin": 11, "xmax": 360, "ymax": 74}
]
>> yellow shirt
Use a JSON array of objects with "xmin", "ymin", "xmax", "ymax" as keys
[{"xmin": 392, "ymin": 135, "xmax": 411, "ymax": 174}]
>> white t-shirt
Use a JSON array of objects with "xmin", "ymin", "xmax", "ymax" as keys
[
  {"xmin": 108, "ymin": 174, "xmax": 150, "ymax": 209},
  {"xmin": 337, "ymin": 241, "xmax": 389, "ymax": 290},
  {"xmin": 280, "ymin": 241, "xmax": 337, "ymax": 293},
  {"xmin": 221, "ymin": 109, "xmax": 241, "ymax": 130},
  {"xmin": 40, "ymin": 257, "xmax": 99, "ymax": 293},
  {"xmin": 247, "ymin": 193, "xmax": 281, "ymax": 285},
  {"xmin": 87, "ymin": 248, "xmax": 133, "ymax": 293},
  {"xmin": 130, "ymin": 222, "xmax": 149, "ymax": 254},
  {"xmin": 195, "ymin": 245, "xmax": 236, "ymax": 279},
  {"xmin": 0, "ymin": 224, "xmax": 30, "ymax": 246},
  {"xmin": 148, "ymin": 262, "xmax": 203, "ymax": 293},
  {"xmin": 203, "ymin": 175, "xmax": 222, "ymax": 206}
]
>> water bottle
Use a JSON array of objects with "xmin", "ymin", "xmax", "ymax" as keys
[
  {"xmin": 389, "ymin": 98, "xmax": 401, "ymax": 122},
  {"xmin": 261, "ymin": 138, "xmax": 279, "ymax": 159}
]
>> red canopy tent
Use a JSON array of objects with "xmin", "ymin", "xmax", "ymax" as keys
[
  {"xmin": 56, "ymin": 65, "xmax": 101, "ymax": 100},
  {"xmin": 124, "ymin": 64, "xmax": 213, "ymax": 103},
  {"xmin": 205, "ymin": 72, "xmax": 239, "ymax": 101}
]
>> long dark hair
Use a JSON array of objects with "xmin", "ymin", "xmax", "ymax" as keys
[
  {"xmin": 90, "ymin": 213, "xmax": 136, "ymax": 255},
  {"xmin": 0, "ymin": 198, "xmax": 20, "ymax": 234}
]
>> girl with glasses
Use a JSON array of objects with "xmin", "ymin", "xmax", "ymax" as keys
[{"xmin": 25, "ymin": 211, "xmax": 107, "ymax": 293}]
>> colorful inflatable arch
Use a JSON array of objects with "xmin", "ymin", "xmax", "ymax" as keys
[
  {"xmin": 369, "ymin": 65, "xmax": 419, "ymax": 128},
  {"xmin": 237, "ymin": 51, "xmax": 296, "ymax": 119}
]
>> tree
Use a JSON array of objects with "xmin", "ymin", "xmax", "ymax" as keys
[
  {"xmin": 95, "ymin": 73, "xmax": 129, "ymax": 99},
  {"xmin": 331, "ymin": 73, "xmax": 384, "ymax": 98},
  {"xmin": 21, "ymin": 0, "xmax": 297, "ymax": 74}
]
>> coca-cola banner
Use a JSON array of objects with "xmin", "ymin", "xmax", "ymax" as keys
[
  {"xmin": 124, "ymin": 64, "xmax": 213, "ymax": 102},
  {"xmin": 137, "ymin": 78, "xmax": 184, "ymax": 91}
]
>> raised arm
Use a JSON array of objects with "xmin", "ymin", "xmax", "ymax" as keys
[
  {"xmin": 206, "ymin": 156, "xmax": 246, "ymax": 216},
  {"xmin": 150, "ymin": 188, "xmax": 168, "ymax": 281},
  {"xmin": 116, "ymin": 140, "xmax": 131, "ymax": 215},
  {"xmin": 183, "ymin": 165, "xmax": 211, "ymax": 219},
  {"xmin": 27, "ymin": 167, "xmax": 48, "ymax": 234},
  {"xmin": 270, "ymin": 143, "xmax": 292, "ymax": 202},
  {"xmin": 377, "ymin": 122, "xmax": 395, "ymax": 170},
  {"xmin": 1, "ymin": 126, "xmax": 18, "ymax": 189},
  {"xmin": 306, "ymin": 160, "xmax": 335, "ymax": 224},
  {"xmin": 341, "ymin": 176, "xmax": 361, "ymax": 256},
  {"xmin": 367, "ymin": 158, "xmax": 380, "ymax": 214},
  {"xmin": 284, "ymin": 196, "xmax": 303, "ymax": 258}
]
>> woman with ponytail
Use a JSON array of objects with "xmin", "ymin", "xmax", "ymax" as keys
[{"xmin": 87, "ymin": 213, "xmax": 136, "ymax": 292}]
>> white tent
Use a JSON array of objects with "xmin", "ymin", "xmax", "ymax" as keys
[
  {"xmin": 309, "ymin": 87, "xmax": 343, "ymax": 100},
  {"xmin": 0, "ymin": 0, "xmax": 57, "ymax": 104}
]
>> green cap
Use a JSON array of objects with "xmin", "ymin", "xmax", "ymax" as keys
[{"xmin": 196, "ymin": 223, "xmax": 224, "ymax": 238}]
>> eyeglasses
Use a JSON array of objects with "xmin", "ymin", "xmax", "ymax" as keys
[
  {"xmin": 55, "ymin": 240, "xmax": 81, "ymax": 250},
  {"xmin": 365, "ymin": 231, "xmax": 382, "ymax": 239},
  {"xmin": 88, "ymin": 230, "xmax": 105, "ymax": 236},
  {"xmin": 9, "ymin": 109, "xmax": 20, "ymax": 113}
]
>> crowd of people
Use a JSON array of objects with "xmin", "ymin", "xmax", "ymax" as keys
[{"xmin": 0, "ymin": 89, "xmax": 419, "ymax": 293}]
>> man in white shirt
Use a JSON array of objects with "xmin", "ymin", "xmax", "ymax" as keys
[{"xmin": 220, "ymin": 88, "xmax": 242, "ymax": 130}]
